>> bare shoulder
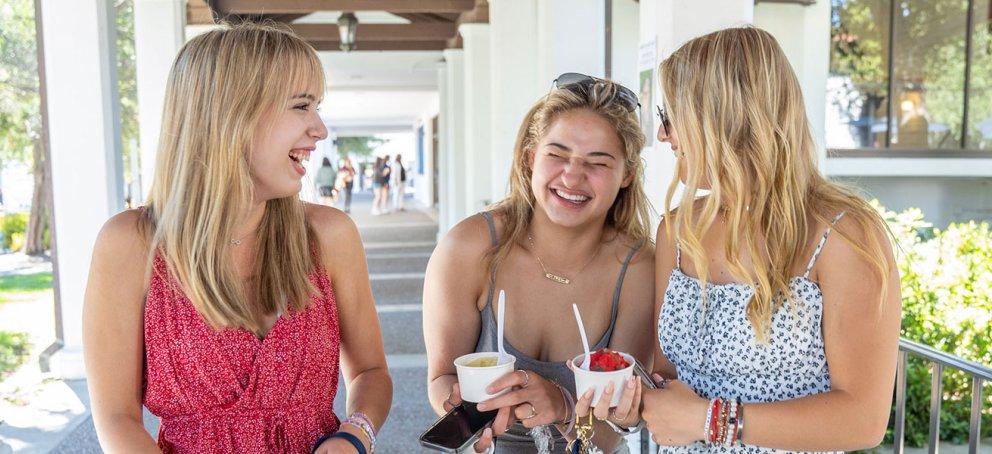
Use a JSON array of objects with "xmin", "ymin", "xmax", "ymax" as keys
[
  {"xmin": 433, "ymin": 212, "xmax": 495, "ymax": 263},
  {"xmin": 818, "ymin": 212, "xmax": 895, "ymax": 270},
  {"xmin": 93, "ymin": 209, "xmax": 152, "ymax": 265},
  {"xmin": 306, "ymin": 202, "xmax": 357, "ymax": 237}
]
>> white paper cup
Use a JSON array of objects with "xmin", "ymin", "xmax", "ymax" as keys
[
  {"xmin": 454, "ymin": 352, "xmax": 516, "ymax": 403},
  {"xmin": 571, "ymin": 352, "xmax": 635, "ymax": 407}
]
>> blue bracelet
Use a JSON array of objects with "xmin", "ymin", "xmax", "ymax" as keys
[{"xmin": 311, "ymin": 431, "xmax": 367, "ymax": 454}]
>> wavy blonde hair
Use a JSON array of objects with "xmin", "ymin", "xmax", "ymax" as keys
[
  {"xmin": 658, "ymin": 26, "xmax": 891, "ymax": 341},
  {"xmin": 486, "ymin": 80, "xmax": 653, "ymax": 275},
  {"xmin": 144, "ymin": 22, "xmax": 324, "ymax": 336}
]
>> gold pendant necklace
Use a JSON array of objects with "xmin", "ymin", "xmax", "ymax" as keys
[{"xmin": 527, "ymin": 234, "xmax": 603, "ymax": 285}]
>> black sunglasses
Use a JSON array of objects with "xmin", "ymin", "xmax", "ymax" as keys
[
  {"xmin": 552, "ymin": 72, "xmax": 640, "ymax": 113},
  {"xmin": 656, "ymin": 105, "xmax": 671, "ymax": 137}
]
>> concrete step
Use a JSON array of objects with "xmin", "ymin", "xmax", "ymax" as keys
[
  {"xmin": 367, "ymin": 255, "xmax": 430, "ymax": 275},
  {"xmin": 371, "ymin": 275, "xmax": 424, "ymax": 304},
  {"xmin": 364, "ymin": 242, "xmax": 436, "ymax": 258},
  {"xmin": 358, "ymin": 223, "xmax": 438, "ymax": 243}
]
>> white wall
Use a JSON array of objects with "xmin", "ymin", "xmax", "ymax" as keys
[
  {"xmin": 754, "ymin": 1, "xmax": 831, "ymax": 167},
  {"xmin": 415, "ymin": 94, "xmax": 441, "ymax": 208},
  {"xmin": 837, "ymin": 176, "xmax": 992, "ymax": 227}
]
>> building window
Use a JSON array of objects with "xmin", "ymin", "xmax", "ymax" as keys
[{"xmin": 827, "ymin": 0, "xmax": 992, "ymax": 152}]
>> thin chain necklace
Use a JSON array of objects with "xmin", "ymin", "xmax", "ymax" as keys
[
  {"xmin": 526, "ymin": 233, "xmax": 604, "ymax": 285},
  {"xmin": 230, "ymin": 229, "xmax": 256, "ymax": 246}
]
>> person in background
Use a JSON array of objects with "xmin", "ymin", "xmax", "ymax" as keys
[
  {"xmin": 314, "ymin": 157, "xmax": 337, "ymax": 207},
  {"xmin": 376, "ymin": 155, "xmax": 392, "ymax": 215},
  {"xmin": 337, "ymin": 157, "xmax": 356, "ymax": 214},
  {"xmin": 391, "ymin": 154, "xmax": 407, "ymax": 212},
  {"xmin": 371, "ymin": 156, "xmax": 385, "ymax": 215}
]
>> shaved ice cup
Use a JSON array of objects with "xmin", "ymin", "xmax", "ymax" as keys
[{"xmin": 571, "ymin": 352, "xmax": 635, "ymax": 407}]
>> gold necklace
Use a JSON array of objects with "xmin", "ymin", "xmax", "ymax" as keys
[{"xmin": 527, "ymin": 234, "xmax": 603, "ymax": 285}]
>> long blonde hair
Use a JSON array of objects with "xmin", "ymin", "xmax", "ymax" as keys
[
  {"xmin": 145, "ymin": 22, "xmax": 324, "ymax": 336},
  {"xmin": 486, "ymin": 81, "xmax": 653, "ymax": 275},
  {"xmin": 658, "ymin": 26, "xmax": 891, "ymax": 341}
]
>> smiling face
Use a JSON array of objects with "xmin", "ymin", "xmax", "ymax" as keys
[
  {"xmin": 249, "ymin": 92, "xmax": 328, "ymax": 201},
  {"xmin": 529, "ymin": 108, "xmax": 631, "ymax": 229}
]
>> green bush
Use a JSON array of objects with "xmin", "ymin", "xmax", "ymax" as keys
[
  {"xmin": 0, "ymin": 331, "xmax": 31, "ymax": 378},
  {"xmin": 879, "ymin": 203, "xmax": 992, "ymax": 446},
  {"xmin": 1, "ymin": 213, "xmax": 28, "ymax": 251}
]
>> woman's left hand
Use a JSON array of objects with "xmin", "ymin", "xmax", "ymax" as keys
[
  {"xmin": 476, "ymin": 370, "xmax": 567, "ymax": 430},
  {"xmin": 641, "ymin": 376, "xmax": 709, "ymax": 446}
]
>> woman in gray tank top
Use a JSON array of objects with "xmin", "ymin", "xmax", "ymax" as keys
[{"xmin": 424, "ymin": 75, "xmax": 657, "ymax": 453}]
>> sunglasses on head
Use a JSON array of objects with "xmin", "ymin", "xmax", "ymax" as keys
[
  {"xmin": 552, "ymin": 72, "xmax": 640, "ymax": 113},
  {"xmin": 656, "ymin": 105, "xmax": 671, "ymax": 137}
]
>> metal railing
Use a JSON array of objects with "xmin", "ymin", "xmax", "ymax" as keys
[
  {"xmin": 893, "ymin": 339, "xmax": 992, "ymax": 454},
  {"xmin": 634, "ymin": 338, "xmax": 992, "ymax": 454}
]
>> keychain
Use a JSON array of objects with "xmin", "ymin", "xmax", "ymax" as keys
[{"xmin": 567, "ymin": 413, "xmax": 603, "ymax": 454}]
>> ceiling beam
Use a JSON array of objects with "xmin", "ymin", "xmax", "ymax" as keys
[
  {"xmin": 213, "ymin": 0, "xmax": 476, "ymax": 14},
  {"xmin": 291, "ymin": 23, "xmax": 457, "ymax": 41},
  {"xmin": 456, "ymin": 0, "xmax": 488, "ymax": 24},
  {"xmin": 311, "ymin": 40, "xmax": 448, "ymax": 51}
]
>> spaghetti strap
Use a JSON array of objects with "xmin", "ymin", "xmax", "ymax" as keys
[{"xmin": 803, "ymin": 212, "xmax": 846, "ymax": 278}]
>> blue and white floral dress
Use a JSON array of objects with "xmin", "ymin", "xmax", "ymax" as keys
[{"xmin": 657, "ymin": 214, "xmax": 845, "ymax": 454}]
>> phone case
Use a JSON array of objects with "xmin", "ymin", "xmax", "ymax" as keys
[{"xmin": 418, "ymin": 406, "xmax": 486, "ymax": 453}]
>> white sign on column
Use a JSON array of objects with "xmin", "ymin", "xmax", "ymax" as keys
[
  {"xmin": 135, "ymin": 0, "xmax": 186, "ymax": 204},
  {"xmin": 40, "ymin": 0, "xmax": 126, "ymax": 379}
]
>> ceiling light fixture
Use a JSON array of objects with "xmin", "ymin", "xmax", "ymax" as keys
[{"xmin": 337, "ymin": 12, "xmax": 358, "ymax": 52}]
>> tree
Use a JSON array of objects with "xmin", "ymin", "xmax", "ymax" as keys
[
  {"xmin": 335, "ymin": 136, "xmax": 386, "ymax": 159},
  {"xmin": 0, "ymin": 0, "xmax": 138, "ymax": 255}
]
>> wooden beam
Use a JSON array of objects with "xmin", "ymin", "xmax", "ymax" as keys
[
  {"xmin": 291, "ymin": 23, "xmax": 457, "ymax": 41},
  {"xmin": 187, "ymin": 0, "xmax": 215, "ymax": 24},
  {"xmin": 214, "ymin": 0, "xmax": 475, "ymax": 14},
  {"xmin": 311, "ymin": 40, "xmax": 448, "ymax": 51},
  {"xmin": 456, "ymin": 0, "xmax": 488, "ymax": 24}
]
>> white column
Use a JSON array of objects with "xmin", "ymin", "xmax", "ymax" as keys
[
  {"xmin": 134, "ymin": 0, "xmax": 186, "ymax": 203},
  {"xmin": 610, "ymin": 0, "xmax": 640, "ymax": 91},
  {"xmin": 442, "ymin": 49, "xmax": 467, "ymax": 233},
  {"xmin": 753, "ymin": 1, "xmax": 831, "ymax": 168},
  {"xmin": 437, "ymin": 67, "xmax": 451, "ymax": 237},
  {"xmin": 41, "ymin": 0, "xmax": 125, "ymax": 379},
  {"xmin": 488, "ymin": 0, "xmax": 540, "ymax": 205},
  {"xmin": 537, "ymin": 0, "xmax": 607, "ymax": 83},
  {"xmin": 641, "ymin": 0, "xmax": 754, "ymax": 225},
  {"xmin": 459, "ymin": 24, "xmax": 492, "ymax": 214}
]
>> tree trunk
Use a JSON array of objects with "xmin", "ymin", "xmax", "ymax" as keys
[{"xmin": 25, "ymin": 138, "xmax": 50, "ymax": 256}]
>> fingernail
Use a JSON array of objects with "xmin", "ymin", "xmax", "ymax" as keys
[
  {"xmin": 627, "ymin": 377, "xmax": 636, "ymax": 389},
  {"xmin": 584, "ymin": 389, "xmax": 594, "ymax": 398},
  {"xmin": 606, "ymin": 382, "xmax": 615, "ymax": 392},
  {"xmin": 477, "ymin": 403, "xmax": 487, "ymax": 410}
]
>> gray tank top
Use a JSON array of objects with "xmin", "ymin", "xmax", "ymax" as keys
[{"xmin": 474, "ymin": 211, "xmax": 642, "ymax": 453}]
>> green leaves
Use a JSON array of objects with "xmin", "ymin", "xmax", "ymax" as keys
[{"xmin": 877, "ymin": 201, "xmax": 992, "ymax": 446}]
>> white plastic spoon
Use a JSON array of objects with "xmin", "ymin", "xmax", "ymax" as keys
[
  {"xmin": 571, "ymin": 303, "xmax": 592, "ymax": 370},
  {"xmin": 497, "ymin": 290, "xmax": 509, "ymax": 364}
]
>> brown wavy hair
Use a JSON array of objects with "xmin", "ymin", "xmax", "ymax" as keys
[{"xmin": 485, "ymin": 80, "xmax": 653, "ymax": 276}]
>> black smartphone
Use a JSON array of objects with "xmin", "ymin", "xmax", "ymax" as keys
[
  {"xmin": 632, "ymin": 359, "xmax": 658, "ymax": 389},
  {"xmin": 419, "ymin": 402, "xmax": 499, "ymax": 452}
]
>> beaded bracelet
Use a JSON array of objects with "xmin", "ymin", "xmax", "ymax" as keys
[
  {"xmin": 344, "ymin": 412, "xmax": 376, "ymax": 452},
  {"xmin": 703, "ymin": 398, "xmax": 717, "ymax": 443}
]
